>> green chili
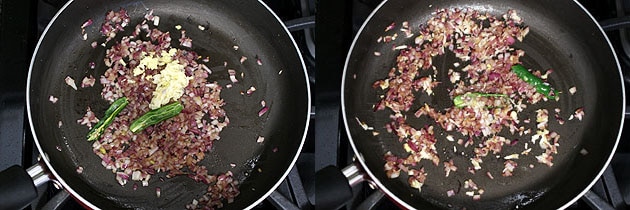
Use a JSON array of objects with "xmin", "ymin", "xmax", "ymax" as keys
[
  {"xmin": 453, "ymin": 92, "xmax": 508, "ymax": 108},
  {"xmin": 87, "ymin": 97, "xmax": 129, "ymax": 141},
  {"xmin": 511, "ymin": 64, "xmax": 558, "ymax": 100},
  {"xmin": 129, "ymin": 102, "xmax": 184, "ymax": 134}
]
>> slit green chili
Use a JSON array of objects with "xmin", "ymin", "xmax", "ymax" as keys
[
  {"xmin": 511, "ymin": 64, "xmax": 558, "ymax": 100},
  {"xmin": 129, "ymin": 101, "xmax": 184, "ymax": 134},
  {"xmin": 87, "ymin": 97, "xmax": 129, "ymax": 141}
]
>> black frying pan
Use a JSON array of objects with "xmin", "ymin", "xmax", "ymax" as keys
[
  {"xmin": 0, "ymin": 0, "xmax": 310, "ymax": 209},
  {"xmin": 342, "ymin": 0, "xmax": 624, "ymax": 209}
]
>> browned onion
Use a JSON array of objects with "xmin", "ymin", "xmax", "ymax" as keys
[{"xmin": 374, "ymin": 8, "xmax": 571, "ymax": 201}]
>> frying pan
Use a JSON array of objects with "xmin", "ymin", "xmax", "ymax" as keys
[
  {"xmin": 0, "ymin": 0, "xmax": 310, "ymax": 209},
  {"xmin": 341, "ymin": 0, "xmax": 624, "ymax": 209}
]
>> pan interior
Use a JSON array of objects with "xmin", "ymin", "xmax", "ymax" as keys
[
  {"xmin": 343, "ymin": 0, "xmax": 622, "ymax": 209},
  {"xmin": 28, "ymin": 0, "xmax": 308, "ymax": 209}
]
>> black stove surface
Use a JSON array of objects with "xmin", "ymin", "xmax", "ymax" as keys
[{"xmin": 2, "ymin": 0, "xmax": 630, "ymax": 209}]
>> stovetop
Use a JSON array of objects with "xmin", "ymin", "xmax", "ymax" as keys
[{"xmin": 2, "ymin": 0, "xmax": 630, "ymax": 209}]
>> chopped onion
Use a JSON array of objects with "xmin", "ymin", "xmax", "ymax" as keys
[
  {"xmin": 228, "ymin": 69, "xmax": 238, "ymax": 83},
  {"xmin": 200, "ymin": 64, "xmax": 212, "ymax": 74},
  {"xmin": 503, "ymin": 154, "xmax": 519, "ymax": 160},
  {"xmin": 447, "ymin": 189, "xmax": 456, "ymax": 197},
  {"xmin": 258, "ymin": 106, "xmax": 269, "ymax": 117},
  {"xmin": 246, "ymin": 86, "xmax": 256, "ymax": 95},
  {"xmin": 486, "ymin": 172, "xmax": 494, "ymax": 179},
  {"xmin": 393, "ymin": 45, "xmax": 408, "ymax": 50},
  {"xmin": 115, "ymin": 172, "xmax": 128, "ymax": 186},
  {"xmin": 132, "ymin": 170, "xmax": 142, "ymax": 181},
  {"xmin": 49, "ymin": 95, "xmax": 58, "ymax": 103},
  {"xmin": 65, "ymin": 76, "xmax": 78, "ymax": 90},
  {"xmin": 384, "ymin": 22, "xmax": 395, "ymax": 32},
  {"xmin": 81, "ymin": 75, "xmax": 96, "ymax": 88},
  {"xmin": 153, "ymin": 16, "xmax": 160, "ymax": 26},
  {"xmin": 574, "ymin": 107, "xmax": 585, "ymax": 121},
  {"xmin": 473, "ymin": 195, "xmax": 481, "ymax": 200},
  {"xmin": 77, "ymin": 106, "xmax": 98, "ymax": 129},
  {"xmin": 81, "ymin": 19, "xmax": 93, "ymax": 29},
  {"xmin": 446, "ymin": 135, "xmax": 455, "ymax": 142},
  {"xmin": 179, "ymin": 30, "xmax": 192, "ymax": 48},
  {"xmin": 443, "ymin": 160, "xmax": 457, "ymax": 177},
  {"xmin": 355, "ymin": 117, "xmax": 373, "ymax": 130}
]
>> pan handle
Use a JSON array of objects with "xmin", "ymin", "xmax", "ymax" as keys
[
  {"xmin": 27, "ymin": 162, "xmax": 52, "ymax": 187},
  {"xmin": 341, "ymin": 163, "xmax": 368, "ymax": 187},
  {"xmin": 0, "ymin": 162, "xmax": 51, "ymax": 210},
  {"xmin": 315, "ymin": 163, "xmax": 372, "ymax": 210}
]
